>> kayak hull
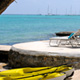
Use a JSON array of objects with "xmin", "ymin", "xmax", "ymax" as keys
[
  {"xmin": 45, "ymin": 74, "xmax": 66, "ymax": 80},
  {"xmin": 63, "ymin": 68, "xmax": 74, "ymax": 77},
  {"xmin": 0, "ymin": 66, "xmax": 74, "ymax": 80},
  {"xmin": 0, "ymin": 73, "xmax": 66, "ymax": 80}
]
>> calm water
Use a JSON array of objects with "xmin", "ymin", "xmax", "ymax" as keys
[{"xmin": 0, "ymin": 15, "xmax": 80, "ymax": 45}]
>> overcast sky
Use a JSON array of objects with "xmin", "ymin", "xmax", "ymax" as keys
[{"xmin": 3, "ymin": 0, "xmax": 80, "ymax": 15}]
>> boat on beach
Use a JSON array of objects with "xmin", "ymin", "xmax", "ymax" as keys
[{"xmin": 0, "ymin": 65, "xmax": 74, "ymax": 80}]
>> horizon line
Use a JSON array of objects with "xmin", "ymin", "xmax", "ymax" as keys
[{"xmin": 1, "ymin": 14, "xmax": 80, "ymax": 16}]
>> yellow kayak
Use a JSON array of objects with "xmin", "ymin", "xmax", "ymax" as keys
[
  {"xmin": 0, "ymin": 65, "xmax": 74, "ymax": 80},
  {"xmin": 0, "ymin": 72, "xmax": 66, "ymax": 80},
  {"xmin": 0, "ymin": 65, "xmax": 74, "ymax": 77}
]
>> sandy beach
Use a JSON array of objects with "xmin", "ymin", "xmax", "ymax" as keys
[
  {"xmin": 0, "ymin": 63, "xmax": 7, "ymax": 72},
  {"xmin": 66, "ymin": 69, "xmax": 80, "ymax": 80}
]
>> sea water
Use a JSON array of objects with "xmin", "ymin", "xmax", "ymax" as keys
[{"xmin": 0, "ymin": 15, "xmax": 80, "ymax": 45}]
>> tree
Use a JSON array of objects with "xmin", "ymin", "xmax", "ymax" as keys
[{"xmin": 0, "ymin": 0, "xmax": 14, "ymax": 14}]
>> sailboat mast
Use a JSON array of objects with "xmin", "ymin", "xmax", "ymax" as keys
[
  {"xmin": 56, "ymin": 8, "xmax": 57, "ymax": 15},
  {"xmin": 47, "ymin": 5, "xmax": 50, "ymax": 15},
  {"xmin": 65, "ymin": 9, "xmax": 67, "ymax": 15},
  {"xmin": 70, "ymin": 6, "xmax": 72, "ymax": 15}
]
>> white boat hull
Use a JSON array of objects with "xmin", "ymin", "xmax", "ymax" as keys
[
  {"xmin": 46, "ymin": 74, "xmax": 66, "ymax": 80},
  {"xmin": 63, "ymin": 68, "xmax": 74, "ymax": 77}
]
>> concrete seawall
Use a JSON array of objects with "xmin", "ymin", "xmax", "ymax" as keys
[
  {"xmin": 8, "ymin": 40, "xmax": 80, "ymax": 68},
  {"xmin": 0, "ymin": 45, "xmax": 11, "ymax": 62}
]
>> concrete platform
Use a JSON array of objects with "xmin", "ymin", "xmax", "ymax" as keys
[
  {"xmin": 11, "ymin": 40, "xmax": 80, "ymax": 57},
  {"xmin": 8, "ymin": 40, "xmax": 80, "ymax": 68},
  {"xmin": 0, "ymin": 45, "xmax": 11, "ymax": 51}
]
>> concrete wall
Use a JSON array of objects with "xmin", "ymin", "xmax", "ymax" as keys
[
  {"xmin": 0, "ymin": 45, "xmax": 11, "ymax": 62},
  {"xmin": 8, "ymin": 49, "xmax": 80, "ymax": 69}
]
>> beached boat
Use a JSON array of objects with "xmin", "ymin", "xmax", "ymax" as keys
[
  {"xmin": 0, "ymin": 65, "xmax": 74, "ymax": 80},
  {"xmin": 56, "ymin": 31, "xmax": 73, "ymax": 36}
]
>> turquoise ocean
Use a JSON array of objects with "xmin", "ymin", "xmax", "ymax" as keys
[{"xmin": 0, "ymin": 15, "xmax": 80, "ymax": 45}]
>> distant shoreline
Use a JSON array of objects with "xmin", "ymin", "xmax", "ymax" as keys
[{"xmin": 2, "ymin": 14, "xmax": 80, "ymax": 16}]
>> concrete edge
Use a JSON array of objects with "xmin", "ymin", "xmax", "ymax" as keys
[{"xmin": 11, "ymin": 46, "xmax": 80, "ymax": 57}]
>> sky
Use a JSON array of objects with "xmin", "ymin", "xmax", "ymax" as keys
[{"xmin": 3, "ymin": 0, "xmax": 80, "ymax": 15}]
